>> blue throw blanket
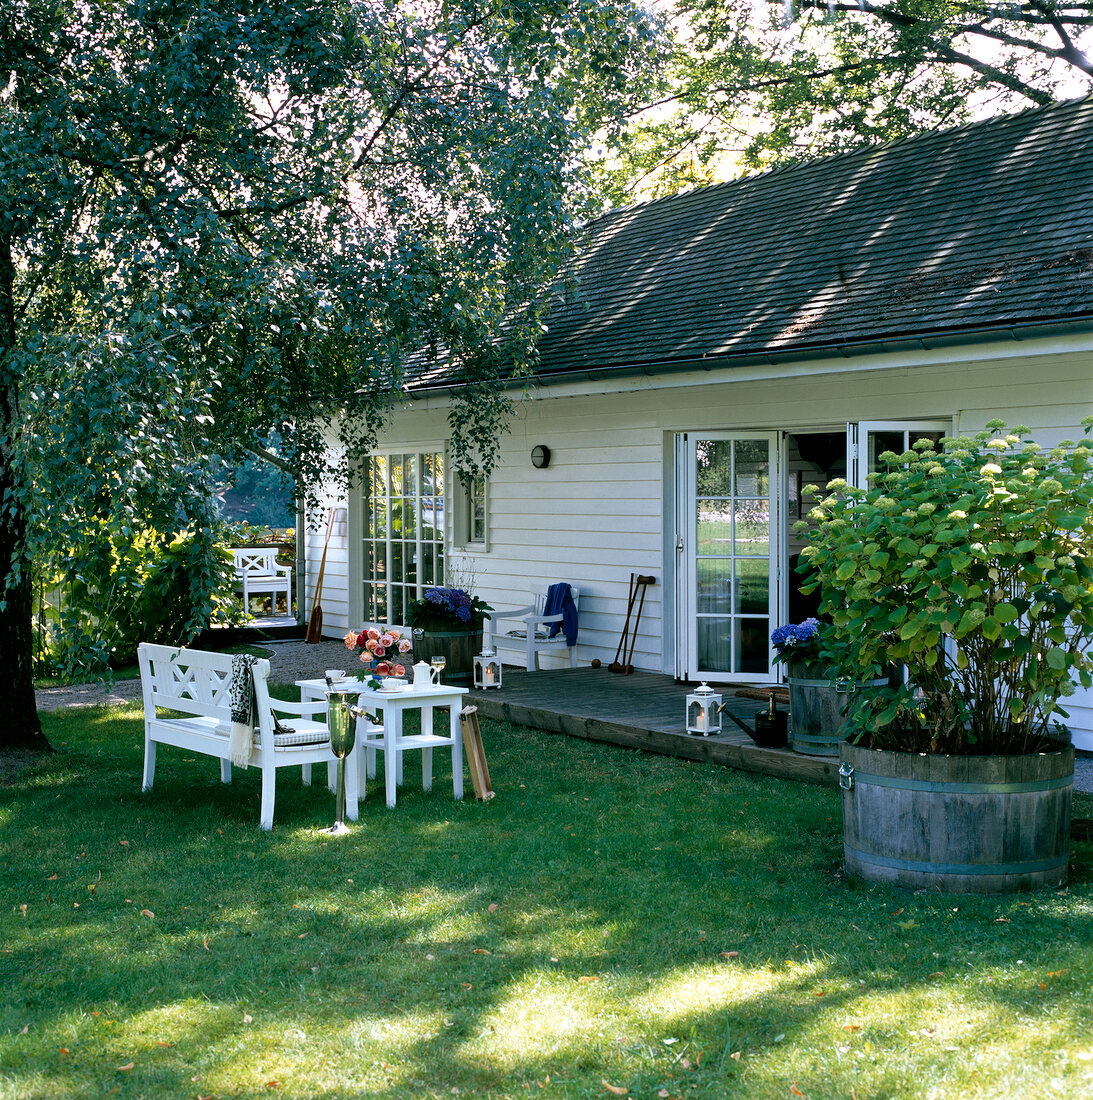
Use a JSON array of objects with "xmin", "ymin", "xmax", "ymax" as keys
[{"xmin": 543, "ymin": 582, "xmax": 578, "ymax": 646}]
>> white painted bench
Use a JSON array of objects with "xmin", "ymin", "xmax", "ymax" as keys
[
  {"xmin": 487, "ymin": 583, "xmax": 580, "ymax": 671},
  {"xmin": 231, "ymin": 548, "xmax": 293, "ymax": 616},
  {"xmin": 138, "ymin": 643, "xmax": 357, "ymax": 830}
]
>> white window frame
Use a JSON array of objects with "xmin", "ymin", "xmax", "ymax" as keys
[{"xmin": 452, "ymin": 468, "xmax": 489, "ymax": 552}]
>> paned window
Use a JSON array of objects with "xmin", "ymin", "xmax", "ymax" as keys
[{"xmin": 362, "ymin": 452, "xmax": 444, "ymax": 625}]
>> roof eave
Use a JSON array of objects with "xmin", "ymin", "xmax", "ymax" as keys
[{"xmin": 404, "ymin": 314, "xmax": 1093, "ymax": 395}]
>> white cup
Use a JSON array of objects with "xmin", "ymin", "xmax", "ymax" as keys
[
  {"xmin": 325, "ymin": 669, "xmax": 346, "ymax": 682},
  {"xmin": 381, "ymin": 677, "xmax": 403, "ymax": 691}
]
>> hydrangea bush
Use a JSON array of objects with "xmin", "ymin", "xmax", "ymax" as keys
[
  {"xmin": 770, "ymin": 618, "xmax": 823, "ymax": 664},
  {"xmin": 798, "ymin": 420, "xmax": 1093, "ymax": 755},
  {"xmin": 406, "ymin": 587, "xmax": 492, "ymax": 632}
]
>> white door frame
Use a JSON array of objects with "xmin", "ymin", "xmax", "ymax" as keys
[{"xmin": 677, "ymin": 431, "xmax": 781, "ymax": 684}]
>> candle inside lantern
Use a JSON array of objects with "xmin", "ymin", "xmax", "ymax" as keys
[
  {"xmin": 696, "ymin": 708, "xmax": 706, "ymax": 731},
  {"xmin": 484, "ymin": 665, "xmax": 495, "ymax": 686}
]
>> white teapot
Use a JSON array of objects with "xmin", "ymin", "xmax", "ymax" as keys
[{"xmin": 412, "ymin": 660, "xmax": 439, "ymax": 689}]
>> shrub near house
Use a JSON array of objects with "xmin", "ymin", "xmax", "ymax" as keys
[
  {"xmin": 799, "ymin": 421, "xmax": 1092, "ymax": 892},
  {"xmin": 800, "ymin": 420, "xmax": 1093, "ymax": 756}
]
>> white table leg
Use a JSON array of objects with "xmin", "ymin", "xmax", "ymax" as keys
[
  {"xmin": 346, "ymin": 739, "xmax": 361, "ymax": 820},
  {"xmin": 385, "ymin": 709, "xmax": 399, "ymax": 808},
  {"xmin": 421, "ymin": 703, "xmax": 434, "ymax": 791},
  {"xmin": 450, "ymin": 703, "xmax": 464, "ymax": 801}
]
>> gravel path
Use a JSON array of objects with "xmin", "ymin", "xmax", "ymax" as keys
[
  {"xmin": 33, "ymin": 639, "xmax": 1093, "ymax": 793},
  {"xmin": 34, "ymin": 638, "xmax": 353, "ymax": 712}
]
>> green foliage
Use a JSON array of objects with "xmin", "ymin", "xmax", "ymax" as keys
[
  {"xmin": 799, "ymin": 421, "xmax": 1093, "ymax": 754},
  {"xmin": 593, "ymin": 0, "xmax": 1093, "ymax": 202},
  {"xmin": 2, "ymin": 0, "xmax": 661, "ymax": 715},
  {"xmin": 36, "ymin": 527, "xmax": 238, "ymax": 680}
]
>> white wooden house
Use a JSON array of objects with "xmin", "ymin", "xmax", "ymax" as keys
[{"xmin": 306, "ymin": 96, "xmax": 1093, "ymax": 750}]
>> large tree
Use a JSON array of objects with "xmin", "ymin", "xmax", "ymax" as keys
[
  {"xmin": 1, "ymin": 0, "xmax": 660, "ymax": 750},
  {"xmin": 595, "ymin": 0, "xmax": 1093, "ymax": 202}
]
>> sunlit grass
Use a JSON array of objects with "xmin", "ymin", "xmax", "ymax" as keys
[{"xmin": 1, "ymin": 701, "xmax": 1091, "ymax": 1099}]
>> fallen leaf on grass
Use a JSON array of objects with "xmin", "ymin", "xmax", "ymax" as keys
[
  {"xmin": 19, "ymin": 904, "xmax": 26, "ymax": 916},
  {"xmin": 994, "ymin": 917, "xmax": 1011, "ymax": 924},
  {"xmin": 730, "ymin": 1051, "xmax": 741, "ymax": 1061},
  {"xmin": 117, "ymin": 1062, "xmax": 134, "ymax": 1071},
  {"xmin": 243, "ymin": 1013, "xmax": 253, "ymax": 1024},
  {"xmin": 896, "ymin": 920, "xmax": 917, "ymax": 931},
  {"xmin": 59, "ymin": 1047, "xmax": 70, "ymax": 1055},
  {"xmin": 601, "ymin": 1082, "xmax": 628, "ymax": 1096},
  {"xmin": 790, "ymin": 1086, "xmax": 806, "ymax": 1097},
  {"xmin": 720, "ymin": 951, "xmax": 739, "ymax": 959},
  {"xmin": 47, "ymin": 873, "xmax": 58, "ymax": 880},
  {"xmin": 891, "ymin": 908, "xmax": 904, "ymax": 916},
  {"xmin": 203, "ymin": 936, "xmax": 211, "ymax": 951},
  {"xmin": 266, "ymin": 1080, "xmax": 280, "ymax": 1088},
  {"xmin": 842, "ymin": 1023, "xmax": 862, "ymax": 1032},
  {"xmin": 578, "ymin": 976, "xmax": 599, "ymax": 983},
  {"xmin": 473, "ymin": 948, "xmax": 491, "ymax": 955},
  {"xmin": 140, "ymin": 909, "xmax": 154, "ymax": 919},
  {"xmin": 487, "ymin": 903, "xmax": 498, "ymax": 912}
]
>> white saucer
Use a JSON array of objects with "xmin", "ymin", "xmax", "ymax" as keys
[{"xmin": 375, "ymin": 682, "xmax": 408, "ymax": 694}]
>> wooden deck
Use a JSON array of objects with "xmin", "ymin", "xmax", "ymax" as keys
[{"xmin": 464, "ymin": 666, "xmax": 839, "ymax": 786}]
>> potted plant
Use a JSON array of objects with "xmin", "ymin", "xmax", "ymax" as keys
[
  {"xmin": 799, "ymin": 419, "xmax": 1093, "ymax": 892},
  {"xmin": 406, "ymin": 586, "xmax": 492, "ymax": 686},
  {"xmin": 772, "ymin": 618, "xmax": 887, "ymax": 757}
]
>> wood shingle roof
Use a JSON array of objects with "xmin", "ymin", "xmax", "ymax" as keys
[{"xmin": 414, "ymin": 95, "xmax": 1093, "ymax": 390}]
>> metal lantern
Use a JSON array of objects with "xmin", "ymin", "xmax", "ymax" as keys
[
  {"xmin": 473, "ymin": 648, "xmax": 502, "ymax": 689},
  {"xmin": 686, "ymin": 683, "xmax": 722, "ymax": 736}
]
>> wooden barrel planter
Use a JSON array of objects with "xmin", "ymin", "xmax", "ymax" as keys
[
  {"xmin": 786, "ymin": 661, "xmax": 886, "ymax": 757},
  {"xmin": 411, "ymin": 627, "xmax": 482, "ymax": 687},
  {"xmin": 839, "ymin": 741, "xmax": 1074, "ymax": 893}
]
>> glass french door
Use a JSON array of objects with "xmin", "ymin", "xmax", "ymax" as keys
[
  {"xmin": 679, "ymin": 433, "xmax": 779, "ymax": 683},
  {"xmin": 361, "ymin": 451, "xmax": 445, "ymax": 626}
]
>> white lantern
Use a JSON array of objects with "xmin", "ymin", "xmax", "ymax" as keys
[
  {"xmin": 473, "ymin": 648, "xmax": 502, "ymax": 689},
  {"xmin": 686, "ymin": 683, "xmax": 722, "ymax": 736}
]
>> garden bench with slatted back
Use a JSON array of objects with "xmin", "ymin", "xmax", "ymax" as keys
[
  {"xmin": 138, "ymin": 642, "xmax": 356, "ymax": 830},
  {"xmin": 231, "ymin": 548, "xmax": 293, "ymax": 616}
]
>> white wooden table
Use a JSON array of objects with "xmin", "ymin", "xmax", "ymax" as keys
[{"xmin": 297, "ymin": 678, "xmax": 467, "ymax": 808}]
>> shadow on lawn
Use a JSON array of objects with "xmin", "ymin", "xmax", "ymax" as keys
[{"xmin": 2, "ymin": 707, "xmax": 1092, "ymax": 1098}]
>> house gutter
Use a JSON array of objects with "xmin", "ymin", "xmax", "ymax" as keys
[{"xmin": 405, "ymin": 315, "xmax": 1093, "ymax": 395}]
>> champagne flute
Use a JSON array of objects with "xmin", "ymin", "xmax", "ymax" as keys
[{"xmin": 430, "ymin": 655, "xmax": 446, "ymax": 684}]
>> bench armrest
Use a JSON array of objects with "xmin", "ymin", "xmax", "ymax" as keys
[
  {"xmin": 489, "ymin": 604, "xmax": 536, "ymax": 627},
  {"xmin": 268, "ymin": 695, "xmax": 326, "ymax": 721}
]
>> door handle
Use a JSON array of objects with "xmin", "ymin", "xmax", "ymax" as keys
[{"xmin": 676, "ymin": 536, "xmax": 684, "ymax": 553}]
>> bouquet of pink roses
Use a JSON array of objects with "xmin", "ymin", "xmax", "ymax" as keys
[{"xmin": 343, "ymin": 627, "xmax": 412, "ymax": 688}]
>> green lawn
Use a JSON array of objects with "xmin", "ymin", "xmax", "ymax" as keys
[{"xmin": 2, "ymin": 703, "xmax": 1092, "ymax": 1099}]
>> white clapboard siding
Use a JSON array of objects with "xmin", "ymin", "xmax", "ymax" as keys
[
  {"xmin": 304, "ymin": 499, "xmax": 351, "ymax": 636},
  {"xmin": 310, "ymin": 335, "xmax": 1093, "ymax": 742}
]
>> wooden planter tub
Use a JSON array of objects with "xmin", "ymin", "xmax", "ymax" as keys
[{"xmin": 839, "ymin": 741, "xmax": 1073, "ymax": 894}]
